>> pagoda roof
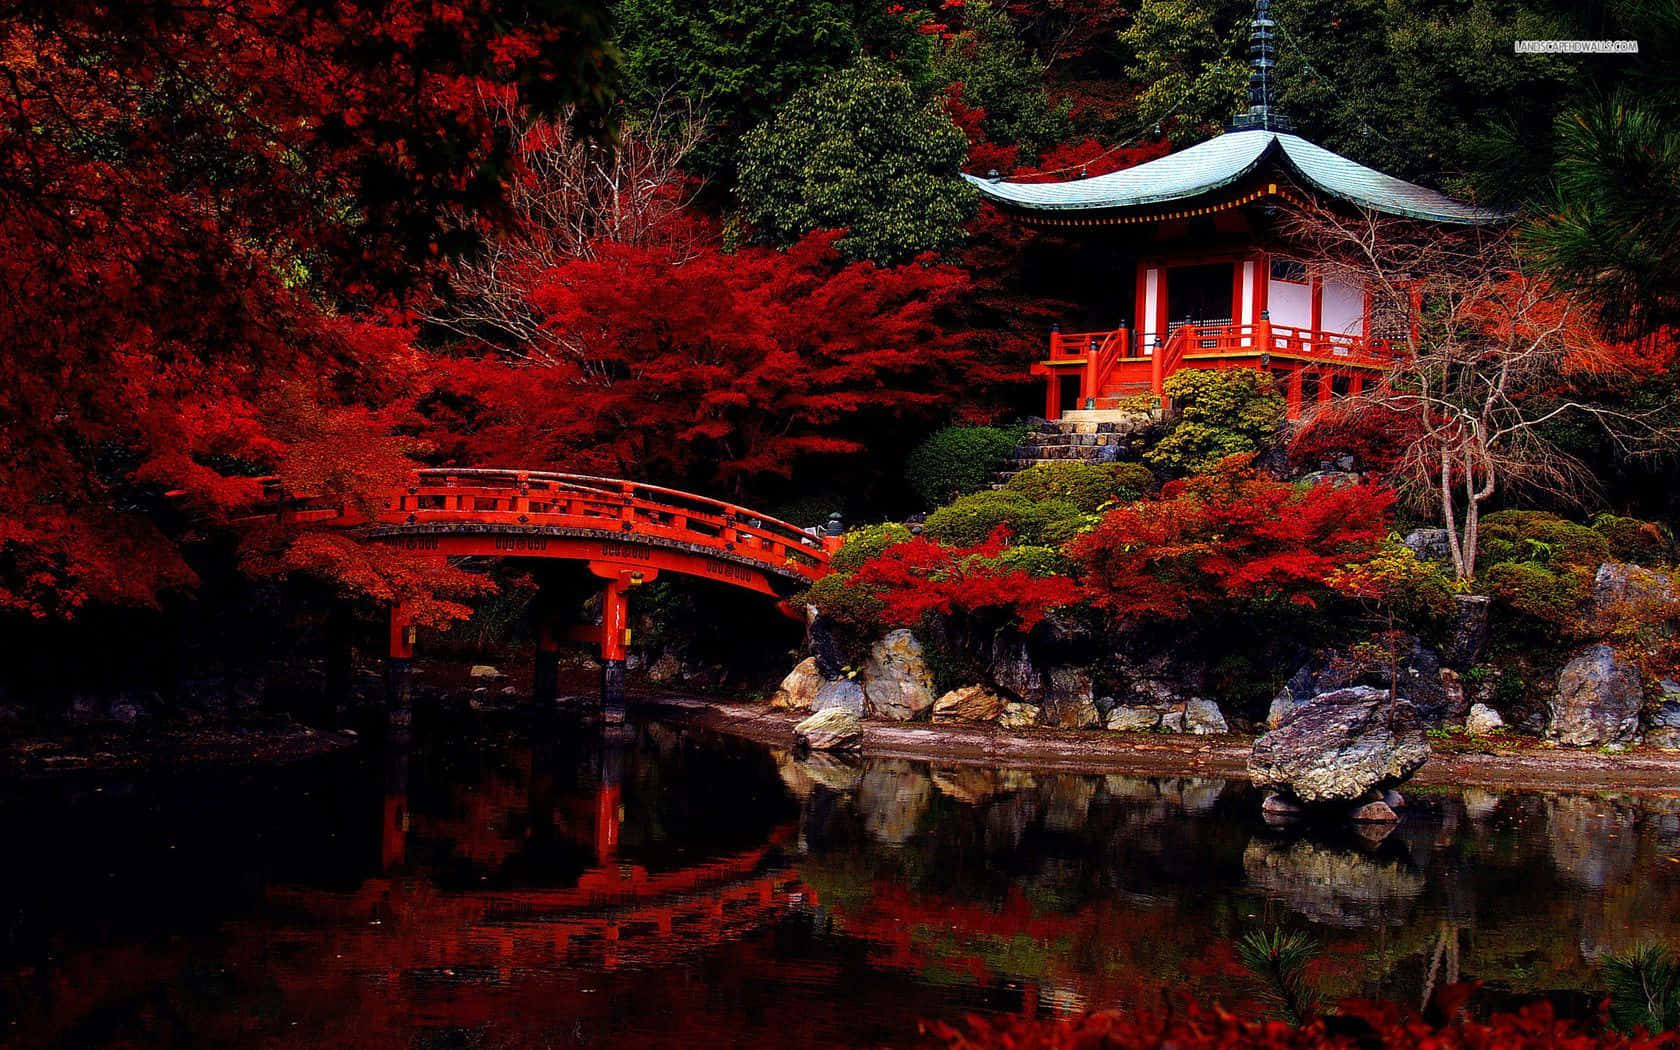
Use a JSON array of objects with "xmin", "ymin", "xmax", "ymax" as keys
[{"xmin": 965, "ymin": 129, "xmax": 1503, "ymax": 225}]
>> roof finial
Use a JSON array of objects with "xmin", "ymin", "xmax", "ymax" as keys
[{"xmin": 1228, "ymin": 0, "xmax": 1293, "ymax": 133}]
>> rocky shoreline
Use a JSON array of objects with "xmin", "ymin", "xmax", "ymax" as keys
[{"xmin": 640, "ymin": 695, "xmax": 1680, "ymax": 794}]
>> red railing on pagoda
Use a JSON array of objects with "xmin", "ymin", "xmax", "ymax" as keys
[{"xmin": 1035, "ymin": 320, "xmax": 1396, "ymax": 419}]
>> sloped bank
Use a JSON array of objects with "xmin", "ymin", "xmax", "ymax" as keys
[{"xmin": 636, "ymin": 695, "xmax": 1680, "ymax": 794}]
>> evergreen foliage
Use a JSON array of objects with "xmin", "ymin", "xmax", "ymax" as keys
[
  {"xmin": 736, "ymin": 59, "xmax": 978, "ymax": 263},
  {"xmin": 1237, "ymin": 928, "xmax": 1322, "ymax": 1026},
  {"xmin": 1147, "ymin": 370, "xmax": 1285, "ymax": 476},
  {"xmin": 935, "ymin": 0, "xmax": 1069, "ymax": 157},
  {"xmin": 829, "ymin": 522, "xmax": 913, "ymax": 574},
  {"xmin": 922, "ymin": 489, "xmax": 1089, "ymax": 548},
  {"xmin": 1003, "ymin": 461, "xmax": 1155, "ymax": 511},
  {"xmin": 904, "ymin": 425, "xmax": 1026, "ymax": 506},
  {"xmin": 1605, "ymin": 944, "xmax": 1680, "ymax": 1036}
]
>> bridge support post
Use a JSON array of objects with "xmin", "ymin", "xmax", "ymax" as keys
[
  {"xmin": 599, "ymin": 575, "xmax": 631, "ymax": 723},
  {"xmin": 386, "ymin": 604, "xmax": 416, "ymax": 727},
  {"xmin": 533, "ymin": 618, "xmax": 561, "ymax": 706}
]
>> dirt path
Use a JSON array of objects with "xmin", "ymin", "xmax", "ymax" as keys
[{"xmin": 639, "ymin": 696, "xmax": 1680, "ymax": 795}]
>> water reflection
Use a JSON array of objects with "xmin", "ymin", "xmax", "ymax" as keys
[{"xmin": 4, "ymin": 717, "xmax": 1680, "ymax": 1048}]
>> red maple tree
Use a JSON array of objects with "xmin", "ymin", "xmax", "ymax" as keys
[
  {"xmin": 1071, "ymin": 457, "xmax": 1394, "ymax": 621},
  {"xmin": 846, "ymin": 527, "xmax": 1082, "ymax": 629}
]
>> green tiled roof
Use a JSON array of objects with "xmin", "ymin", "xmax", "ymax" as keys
[{"xmin": 966, "ymin": 130, "xmax": 1503, "ymax": 225}]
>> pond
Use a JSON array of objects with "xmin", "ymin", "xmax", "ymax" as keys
[{"xmin": 3, "ymin": 711, "xmax": 1678, "ymax": 1048}]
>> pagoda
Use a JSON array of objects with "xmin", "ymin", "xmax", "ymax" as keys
[{"xmin": 968, "ymin": 0, "xmax": 1503, "ymax": 419}]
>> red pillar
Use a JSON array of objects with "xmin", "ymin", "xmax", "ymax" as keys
[
  {"xmin": 599, "ymin": 575, "xmax": 632, "ymax": 722},
  {"xmin": 1286, "ymin": 368, "xmax": 1304, "ymax": 419},
  {"xmin": 386, "ymin": 602, "xmax": 416, "ymax": 725}
]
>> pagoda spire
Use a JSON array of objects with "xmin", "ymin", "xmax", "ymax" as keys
[{"xmin": 1229, "ymin": 0, "xmax": 1293, "ymax": 132}]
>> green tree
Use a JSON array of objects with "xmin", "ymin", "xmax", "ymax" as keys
[
  {"xmin": 1118, "ymin": 0, "xmax": 1248, "ymax": 143},
  {"xmin": 936, "ymin": 0, "xmax": 1070, "ymax": 157},
  {"xmin": 612, "ymin": 0, "xmax": 931, "ymax": 176},
  {"xmin": 737, "ymin": 59, "xmax": 978, "ymax": 263},
  {"xmin": 1146, "ymin": 369, "xmax": 1285, "ymax": 476}
]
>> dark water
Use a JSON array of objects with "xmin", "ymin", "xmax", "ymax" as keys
[{"xmin": 4, "ymin": 713, "xmax": 1680, "ymax": 1049}]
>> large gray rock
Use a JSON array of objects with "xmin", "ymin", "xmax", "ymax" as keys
[
  {"xmin": 932, "ymin": 685, "xmax": 1006, "ymax": 723},
  {"xmin": 1040, "ymin": 665, "xmax": 1099, "ymax": 729},
  {"xmin": 1465, "ymin": 702, "xmax": 1505, "ymax": 735},
  {"xmin": 861, "ymin": 630, "xmax": 936, "ymax": 720},
  {"xmin": 812, "ymin": 677, "xmax": 866, "ymax": 717},
  {"xmin": 1402, "ymin": 528, "xmax": 1451, "ymax": 563},
  {"xmin": 1549, "ymin": 644, "xmax": 1641, "ymax": 747},
  {"xmin": 1593, "ymin": 562, "xmax": 1675, "ymax": 613},
  {"xmin": 794, "ymin": 707, "xmax": 862, "ymax": 751},
  {"xmin": 1247, "ymin": 686, "xmax": 1431, "ymax": 804},
  {"xmin": 1278, "ymin": 637, "xmax": 1459, "ymax": 726},
  {"xmin": 987, "ymin": 634, "xmax": 1043, "ymax": 704},
  {"xmin": 770, "ymin": 657, "xmax": 823, "ymax": 712},
  {"xmin": 1444, "ymin": 595, "xmax": 1492, "ymax": 668},
  {"xmin": 1184, "ymin": 698, "xmax": 1229, "ymax": 735},
  {"xmin": 1104, "ymin": 705, "xmax": 1160, "ymax": 732}
]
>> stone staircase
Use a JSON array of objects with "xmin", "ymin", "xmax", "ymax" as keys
[{"xmin": 996, "ymin": 409, "xmax": 1159, "ymax": 484}]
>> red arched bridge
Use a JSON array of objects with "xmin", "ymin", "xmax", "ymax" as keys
[{"xmin": 260, "ymin": 468, "xmax": 839, "ymax": 715}]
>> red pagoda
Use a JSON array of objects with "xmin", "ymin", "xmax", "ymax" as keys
[{"xmin": 970, "ymin": 0, "xmax": 1503, "ymax": 419}]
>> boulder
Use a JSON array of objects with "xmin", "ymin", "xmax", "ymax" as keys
[
  {"xmin": 1350, "ymin": 800, "xmax": 1399, "ymax": 823},
  {"xmin": 1158, "ymin": 709, "xmax": 1185, "ymax": 733},
  {"xmin": 794, "ymin": 708, "xmax": 863, "ymax": 752},
  {"xmin": 1246, "ymin": 686, "xmax": 1431, "ymax": 804},
  {"xmin": 987, "ymin": 634, "xmax": 1042, "ymax": 704},
  {"xmin": 1402, "ymin": 528, "xmax": 1451, "ymax": 563},
  {"xmin": 1267, "ymin": 688, "xmax": 1301, "ymax": 729},
  {"xmin": 1243, "ymin": 838, "xmax": 1425, "ymax": 928},
  {"xmin": 861, "ymin": 630, "xmax": 936, "ymax": 720},
  {"xmin": 1647, "ymin": 694, "xmax": 1680, "ymax": 749},
  {"xmin": 468, "ymin": 664, "xmax": 502, "ymax": 679},
  {"xmin": 1592, "ymin": 562, "xmax": 1676, "ymax": 622},
  {"xmin": 1184, "ymin": 698, "xmax": 1228, "ymax": 735},
  {"xmin": 770, "ymin": 658, "xmax": 823, "ymax": 712},
  {"xmin": 1444, "ymin": 595, "xmax": 1492, "ymax": 668},
  {"xmin": 1040, "ymin": 666, "xmax": 1099, "ymax": 729},
  {"xmin": 932, "ymin": 685, "xmax": 1006, "ymax": 724},
  {"xmin": 1465, "ymin": 702, "xmax": 1505, "ymax": 736},
  {"xmin": 1549, "ymin": 644, "xmax": 1641, "ymax": 747},
  {"xmin": 812, "ymin": 677, "xmax": 867, "ymax": 717},
  {"xmin": 1104, "ymin": 705, "xmax": 1160, "ymax": 733},
  {"xmin": 998, "ymin": 702, "xmax": 1040, "ymax": 730},
  {"xmin": 1282, "ymin": 636, "xmax": 1458, "ymax": 725}
]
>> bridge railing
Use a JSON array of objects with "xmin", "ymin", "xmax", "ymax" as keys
[{"xmin": 382, "ymin": 469, "xmax": 831, "ymax": 581}]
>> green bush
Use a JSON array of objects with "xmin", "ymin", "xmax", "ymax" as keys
[
  {"xmin": 1003, "ymin": 461, "xmax": 1155, "ymax": 512},
  {"xmin": 1593, "ymin": 514, "xmax": 1675, "ymax": 566},
  {"xmin": 1146, "ymin": 369, "xmax": 1285, "ymax": 476},
  {"xmin": 990, "ymin": 544, "xmax": 1075, "ymax": 577},
  {"xmin": 828, "ymin": 522, "xmax": 913, "ymax": 574},
  {"xmin": 1483, "ymin": 560, "xmax": 1592, "ymax": 629},
  {"xmin": 736, "ymin": 58, "xmax": 976, "ymax": 264},
  {"xmin": 904, "ymin": 424, "xmax": 1025, "ymax": 506},
  {"xmin": 1480, "ymin": 510, "xmax": 1610, "ymax": 569},
  {"xmin": 922, "ymin": 489, "xmax": 1088, "ymax": 548},
  {"xmin": 797, "ymin": 572, "xmax": 884, "ymax": 635}
]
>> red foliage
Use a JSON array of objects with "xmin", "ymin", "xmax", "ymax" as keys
[
  {"xmin": 1070, "ymin": 459, "xmax": 1394, "ymax": 620},
  {"xmin": 846, "ymin": 528, "xmax": 1082, "ymax": 629},
  {"xmin": 946, "ymin": 85, "xmax": 1023, "ymax": 175},
  {"xmin": 925, "ymin": 999, "xmax": 1679, "ymax": 1050},
  {"xmin": 0, "ymin": 1, "xmax": 611, "ymax": 616},
  {"xmin": 418, "ymin": 231, "xmax": 1009, "ymax": 499}
]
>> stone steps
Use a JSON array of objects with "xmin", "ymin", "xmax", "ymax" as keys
[{"xmin": 993, "ymin": 413, "xmax": 1160, "ymax": 485}]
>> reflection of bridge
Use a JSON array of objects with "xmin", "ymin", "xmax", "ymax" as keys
[{"xmin": 262, "ymin": 468, "xmax": 841, "ymax": 714}]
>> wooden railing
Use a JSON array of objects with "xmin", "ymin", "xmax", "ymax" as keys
[
  {"xmin": 1041, "ymin": 320, "xmax": 1395, "ymax": 413},
  {"xmin": 381, "ymin": 469, "xmax": 833, "ymax": 581}
]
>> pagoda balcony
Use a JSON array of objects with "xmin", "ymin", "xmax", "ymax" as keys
[{"xmin": 1034, "ymin": 320, "xmax": 1396, "ymax": 420}]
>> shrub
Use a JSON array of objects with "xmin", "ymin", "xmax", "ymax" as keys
[
  {"xmin": 904, "ymin": 424, "xmax": 1026, "ymax": 506},
  {"xmin": 797, "ymin": 571, "xmax": 885, "ymax": 635},
  {"xmin": 828, "ymin": 522, "xmax": 912, "ymax": 574},
  {"xmin": 1480, "ymin": 511, "xmax": 1610, "ymax": 570},
  {"xmin": 1483, "ymin": 560, "xmax": 1592, "ymax": 629},
  {"xmin": 1003, "ymin": 461, "xmax": 1156, "ymax": 512},
  {"xmin": 990, "ymin": 544, "xmax": 1073, "ymax": 578},
  {"xmin": 1146, "ymin": 369, "xmax": 1285, "ymax": 476},
  {"xmin": 922, "ymin": 489, "xmax": 1088, "ymax": 548},
  {"xmin": 1594, "ymin": 514, "xmax": 1675, "ymax": 566},
  {"xmin": 845, "ymin": 532, "xmax": 1081, "ymax": 631}
]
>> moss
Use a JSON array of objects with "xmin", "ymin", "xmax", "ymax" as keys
[
  {"xmin": 796, "ymin": 572, "xmax": 884, "ymax": 638},
  {"xmin": 1483, "ymin": 560, "xmax": 1592, "ymax": 629},
  {"xmin": 1003, "ymin": 461, "xmax": 1155, "ymax": 512},
  {"xmin": 1480, "ymin": 511, "xmax": 1610, "ymax": 570},
  {"xmin": 922, "ymin": 489, "xmax": 1089, "ymax": 548},
  {"xmin": 1593, "ymin": 513, "xmax": 1675, "ymax": 566}
]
